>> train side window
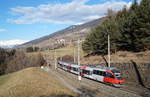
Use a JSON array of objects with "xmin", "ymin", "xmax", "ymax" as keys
[
  {"xmin": 102, "ymin": 72, "xmax": 106, "ymax": 76},
  {"xmin": 93, "ymin": 70, "xmax": 103, "ymax": 76},
  {"xmin": 82, "ymin": 70, "xmax": 91, "ymax": 75},
  {"xmin": 73, "ymin": 67, "xmax": 78, "ymax": 71},
  {"xmin": 99, "ymin": 71, "xmax": 103, "ymax": 76},
  {"xmin": 93, "ymin": 70, "xmax": 98, "ymax": 74},
  {"xmin": 106, "ymin": 72, "xmax": 114, "ymax": 78}
]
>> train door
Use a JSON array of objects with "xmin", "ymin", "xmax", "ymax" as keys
[
  {"xmin": 71, "ymin": 66, "xmax": 79, "ymax": 74},
  {"xmin": 67, "ymin": 64, "xmax": 71, "ymax": 72},
  {"xmin": 82, "ymin": 69, "xmax": 92, "ymax": 78},
  {"xmin": 92, "ymin": 70, "xmax": 104, "ymax": 82}
]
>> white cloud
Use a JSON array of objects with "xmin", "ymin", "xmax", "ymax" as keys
[
  {"xmin": 0, "ymin": 29, "xmax": 6, "ymax": 32},
  {"xmin": 137, "ymin": 0, "xmax": 142, "ymax": 4},
  {"xmin": 8, "ymin": 0, "xmax": 132, "ymax": 24},
  {"xmin": 75, "ymin": 22, "xmax": 85, "ymax": 25},
  {"xmin": 0, "ymin": 40, "xmax": 29, "ymax": 47}
]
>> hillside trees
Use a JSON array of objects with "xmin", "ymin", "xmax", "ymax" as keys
[
  {"xmin": 117, "ymin": 0, "xmax": 150, "ymax": 51},
  {"xmin": 82, "ymin": 0, "xmax": 150, "ymax": 55},
  {"xmin": 83, "ymin": 9, "xmax": 121, "ymax": 54},
  {"xmin": 5, "ymin": 52, "xmax": 45, "ymax": 73},
  {"xmin": 0, "ymin": 48, "xmax": 45, "ymax": 75},
  {"xmin": 0, "ymin": 48, "xmax": 16, "ymax": 75},
  {"xmin": 135, "ymin": 0, "xmax": 150, "ymax": 50},
  {"xmin": 26, "ymin": 46, "xmax": 39, "ymax": 52},
  {"xmin": 0, "ymin": 48, "xmax": 8, "ymax": 75}
]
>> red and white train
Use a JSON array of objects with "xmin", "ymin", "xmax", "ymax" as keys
[{"xmin": 58, "ymin": 61, "xmax": 124, "ymax": 87}]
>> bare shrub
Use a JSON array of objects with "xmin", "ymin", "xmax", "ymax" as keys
[
  {"xmin": 5, "ymin": 51, "xmax": 45, "ymax": 74},
  {"xmin": 0, "ymin": 48, "xmax": 16, "ymax": 75},
  {"xmin": 26, "ymin": 53, "xmax": 45, "ymax": 67},
  {"xmin": 26, "ymin": 46, "xmax": 39, "ymax": 52},
  {"xmin": 0, "ymin": 48, "xmax": 7, "ymax": 75},
  {"xmin": 61, "ymin": 55, "xmax": 74, "ymax": 62}
]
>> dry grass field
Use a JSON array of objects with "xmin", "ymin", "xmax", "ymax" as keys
[
  {"xmin": 81, "ymin": 51, "xmax": 150, "ymax": 64},
  {"xmin": 27, "ymin": 45, "xmax": 85, "ymax": 61},
  {"xmin": 28, "ymin": 45, "xmax": 150, "ymax": 64},
  {"xmin": 0, "ymin": 67, "xmax": 79, "ymax": 97}
]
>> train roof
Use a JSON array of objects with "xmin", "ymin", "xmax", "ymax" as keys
[
  {"xmin": 82, "ymin": 63, "xmax": 117, "ymax": 70},
  {"xmin": 84, "ymin": 65, "xmax": 117, "ymax": 71},
  {"xmin": 58, "ymin": 61, "xmax": 118, "ymax": 71},
  {"xmin": 93, "ymin": 66, "xmax": 117, "ymax": 71}
]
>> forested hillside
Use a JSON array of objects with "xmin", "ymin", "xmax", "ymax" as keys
[{"xmin": 82, "ymin": 0, "xmax": 150, "ymax": 55}]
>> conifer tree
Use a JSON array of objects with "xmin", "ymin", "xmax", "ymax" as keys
[
  {"xmin": 82, "ymin": 0, "xmax": 150, "ymax": 55},
  {"xmin": 136, "ymin": 0, "xmax": 150, "ymax": 50}
]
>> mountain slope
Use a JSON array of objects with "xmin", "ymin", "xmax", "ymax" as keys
[{"xmin": 19, "ymin": 17, "xmax": 105, "ymax": 49}]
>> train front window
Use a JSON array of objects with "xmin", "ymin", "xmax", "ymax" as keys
[
  {"xmin": 106, "ymin": 72, "xmax": 114, "ymax": 78},
  {"xmin": 111, "ymin": 69, "xmax": 120, "ymax": 73},
  {"xmin": 115, "ymin": 73, "xmax": 123, "ymax": 80},
  {"xmin": 111, "ymin": 69, "xmax": 123, "ymax": 80}
]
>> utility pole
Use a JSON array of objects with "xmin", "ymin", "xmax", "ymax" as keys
[
  {"xmin": 77, "ymin": 39, "xmax": 81, "ymax": 81},
  {"xmin": 108, "ymin": 34, "xmax": 111, "ymax": 67},
  {"xmin": 72, "ymin": 25, "xmax": 76, "ymax": 63},
  {"xmin": 74, "ymin": 43, "xmax": 76, "ymax": 63},
  {"xmin": 53, "ymin": 42, "xmax": 57, "ymax": 69}
]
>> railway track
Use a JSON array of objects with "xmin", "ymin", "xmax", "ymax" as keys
[
  {"xmin": 43, "ymin": 57, "xmax": 149, "ymax": 97},
  {"xmin": 47, "ymin": 67, "xmax": 100, "ymax": 97},
  {"xmin": 56, "ymin": 68, "xmax": 142, "ymax": 97}
]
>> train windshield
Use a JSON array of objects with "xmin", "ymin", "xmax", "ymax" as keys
[
  {"xmin": 111, "ymin": 69, "xmax": 123, "ymax": 80},
  {"xmin": 111, "ymin": 69, "xmax": 120, "ymax": 73},
  {"xmin": 115, "ymin": 73, "xmax": 123, "ymax": 80}
]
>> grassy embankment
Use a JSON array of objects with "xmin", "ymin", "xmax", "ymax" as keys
[{"xmin": 0, "ymin": 67, "xmax": 79, "ymax": 97}]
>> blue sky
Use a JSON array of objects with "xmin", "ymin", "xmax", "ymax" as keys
[{"xmin": 0, "ymin": 0, "xmax": 135, "ymax": 46}]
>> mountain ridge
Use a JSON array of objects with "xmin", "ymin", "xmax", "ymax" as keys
[{"xmin": 18, "ymin": 17, "xmax": 105, "ymax": 49}]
